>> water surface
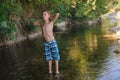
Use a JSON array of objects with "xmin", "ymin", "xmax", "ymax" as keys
[{"xmin": 0, "ymin": 24, "xmax": 120, "ymax": 80}]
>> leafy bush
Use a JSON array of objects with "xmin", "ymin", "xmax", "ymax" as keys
[{"xmin": 0, "ymin": 0, "xmax": 120, "ymax": 43}]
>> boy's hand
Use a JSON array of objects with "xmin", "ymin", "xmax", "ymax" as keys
[
  {"xmin": 55, "ymin": 13, "xmax": 60, "ymax": 18},
  {"xmin": 33, "ymin": 19, "xmax": 40, "ymax": 26},
  {"xmin": 51, "ymin": 13, "xmax": 60, "ymax": 23}
]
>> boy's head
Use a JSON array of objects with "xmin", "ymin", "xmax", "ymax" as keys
[{"xmin": 42, "ymin": 10, "xmax": 50, "ymax": 21}]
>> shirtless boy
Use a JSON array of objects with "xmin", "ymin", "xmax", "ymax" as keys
[{"xmin": 34, "ymin": 11, "xmax": 60, "ymax": 76}]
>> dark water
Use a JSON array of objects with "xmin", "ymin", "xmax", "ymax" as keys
[{"xmin": 0, "ymin": 24, "xmax": 120, "ymax": 80}]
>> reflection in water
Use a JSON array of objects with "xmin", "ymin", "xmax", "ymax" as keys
[
  {"xmin": 98, "ymin": 39, "xmax": 120, "ymax": 80},
  {"xmin": 0, "ymin": 24, "xmax": 120, "ymax": 80},
  {"xmin": 68, "ymin": 38, "xmax": 88, "ymax": 80},
  {"xmin": 85, "ymin": 33, "xmax": 98, "ymax": 52}
]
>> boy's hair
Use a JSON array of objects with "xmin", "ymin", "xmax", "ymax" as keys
[
  {"xmin": 42, "ymin": 10, "xmax": 54, "ymax": 20},
  {"xmin": 42, "ymin": 10, "xmax": 51, "ymax": 15}
]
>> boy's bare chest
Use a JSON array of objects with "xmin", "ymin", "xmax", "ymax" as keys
[{"xmin": 42, "ymin": 24, "xmax": 53, "ymax": 31}]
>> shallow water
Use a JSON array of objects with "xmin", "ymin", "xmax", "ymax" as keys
[{"xmin": 0, "ymin": 24, "xmax": 120, "ymax": 80}]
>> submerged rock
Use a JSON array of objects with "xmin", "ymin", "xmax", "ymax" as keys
[
  {"xmin": 103, "ymin": 33, "xmax": 119, "ymax": 40},
  {"xmin": 88, "ymin": 18, "xmax": 102, "ymax": 26},
  {"xmin": 103, "ymin": 26, "xmax": 120, "ymax": 40},
  {"xmin": 55, "ymin": 21, "xmax": 68, "ymax": 31},
  {"xmin": 109, "ymin": 26, "xmax": 120, "ymax": 34},
  {"xmin": 114, "ymin": 50, "xmax": 120, "ymax": 54}
]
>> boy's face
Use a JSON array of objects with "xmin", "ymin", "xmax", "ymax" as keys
[{"xmin": 42, "ymin": 11, "xmax": 50, "ymax": 21}]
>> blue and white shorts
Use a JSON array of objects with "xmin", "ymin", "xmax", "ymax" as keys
[{"xmin": 44, "ymin": 39, "xmax": 60, "ymax": 61}]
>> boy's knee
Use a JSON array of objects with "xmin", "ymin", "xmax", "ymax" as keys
[{"xmin": 53, "ymin": 53, "xmax": 60, "ymax": 61}]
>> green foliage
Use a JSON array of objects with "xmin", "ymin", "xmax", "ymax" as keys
[
  {"xmin": 74, "ymin": 0, "xmax": 108, "ymax": 20},
  {"xmin": 0, "ymin": 0, "xmax": 120, "ymax": 43},
  {"xmin": 0, "ymin": 1, "xmax": 21, "ymax": 41},
  {"xmin": 0, "ymin": 20, "xmax": 17, "ymax": 41},
  {"xmin": 0, "ymin": 21, "xmax": 17, "ymax": 34}
]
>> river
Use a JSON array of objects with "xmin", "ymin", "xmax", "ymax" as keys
[{"xmin": 0, "ymin": 24, "xmax": 120, "ymax": 80}]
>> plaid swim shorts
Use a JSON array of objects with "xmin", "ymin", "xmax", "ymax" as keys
[{"xmin": 44, "ymin": 39, "xmax": 60, "ymax": 61}]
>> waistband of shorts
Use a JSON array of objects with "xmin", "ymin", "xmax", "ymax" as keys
[{"xmin": 44, "ymin": 39, "xmax": 56, "ymax": 44}]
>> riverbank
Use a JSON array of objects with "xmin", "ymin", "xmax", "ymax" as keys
[
  {"xmin": 0, "ymin": 32, "xmax": 41, "ymax": 47},
  {"xmin": 0, "ymin": 18, "xmax": 101, "ymax": 47}
]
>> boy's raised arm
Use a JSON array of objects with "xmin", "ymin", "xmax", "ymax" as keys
[
  {"xmin": 33, "ymin": 19, "xmax": 40, "ymax": 26},
  {"xmin": 51, "ymin": 13, "xmax": 59, "ymax": 23}
]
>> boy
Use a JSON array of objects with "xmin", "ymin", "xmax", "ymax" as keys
[{"xmin": 34, "ymin": 10, "xmax": 60, "ymax": 76}]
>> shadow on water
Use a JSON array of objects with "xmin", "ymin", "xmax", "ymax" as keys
[{"xmin": 0, "ymin": 24, "xmax": 120, "ymax": 80}]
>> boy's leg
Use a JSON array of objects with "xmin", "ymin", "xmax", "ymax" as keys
[
  {"xmin": 48, "ymin": 60, "xmax": 52, "ymax": 74},
  {"xmin": 44, "ymin": 42, "xmax": 53, "ymax": 74},
  {"xmin": 55, "ymin": 60, "xmax": 59, "ymax": 74},
  {"xmin": 50, "ymin": 40, "xmax": 60, "ymax": 74}
]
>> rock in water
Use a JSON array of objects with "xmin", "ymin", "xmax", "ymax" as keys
[{"xmin": 114, "ymin": 50, "xmax": 120, "ymax": 54}]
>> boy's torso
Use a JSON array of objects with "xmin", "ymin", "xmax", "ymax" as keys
[{"xmin": 42, "ymin": 22, "xmax": 55, "ymax": 42}]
